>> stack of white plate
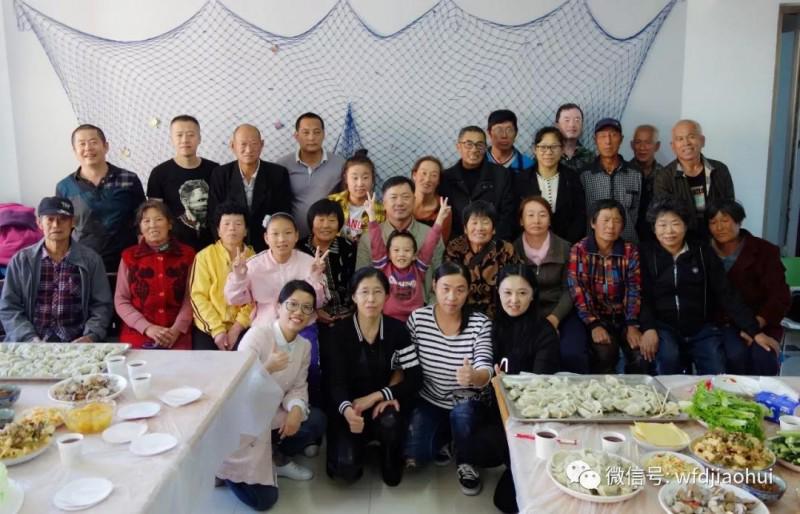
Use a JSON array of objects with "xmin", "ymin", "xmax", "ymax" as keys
[{"xmin": 52, "ymin": 478, "xmax": 113, "ymax": 511}]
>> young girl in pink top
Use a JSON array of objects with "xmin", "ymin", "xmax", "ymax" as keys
[{"xmin": 366, "ymin": 192, "xmax": 450, "ymax": 321}]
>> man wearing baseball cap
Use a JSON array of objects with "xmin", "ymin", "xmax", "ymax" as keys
[
  {"xmin": 0, "ymin": 197, "xmax": 113, "ymax": 342},
  {"xmin": 579, "ymin": 118, "xmax": 644, "ymax": 243}
]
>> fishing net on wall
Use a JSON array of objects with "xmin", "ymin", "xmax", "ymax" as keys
[{"xmin": 15, "ymin": 0, "xmax": 675, "ymax": 185}]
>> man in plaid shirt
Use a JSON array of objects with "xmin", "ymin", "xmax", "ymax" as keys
[{"xmin": 567, "ymin": 199, "xmax": 650, "ymax": 374}]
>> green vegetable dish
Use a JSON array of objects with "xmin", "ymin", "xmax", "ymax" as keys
[
  {"xmin": 768, "ymin": 431, "xmax": 800, "ymax": 464},
  {"xmin": 685, "ymin": 385, "xmax": 768, "ymax": 440}
]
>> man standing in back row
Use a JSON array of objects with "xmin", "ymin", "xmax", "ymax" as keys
[
  {"xmin": 207, "ymin": 124, "xmax": 293, "ymax": 253},
  {"xmin": 654, "ymin": 119, "xmax": 734, "ymax": 238},
  {"xmin": 276, "ymin": 113, "xmax": 344, "ymax": 239},
  {"xmin": 147, "ymin": 115, "xmax": 218, "ymax": 250},
  {"xmin": 556, "ymin": 103, "xmax": 595, "ymax": 172},
  {"xmin": 56, "ymin": 124, "xmax": 146, "ymax": 271}
]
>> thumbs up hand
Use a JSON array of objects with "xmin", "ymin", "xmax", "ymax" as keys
[{"xmin": 456, "ymin": 356, "xmax": 475, "ymax": 387}]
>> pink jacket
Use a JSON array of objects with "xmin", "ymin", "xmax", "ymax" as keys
[
  {"xmin": 0, "ymin": 204, "xmax": 42, "ymax": 266},
  {"xmin": 224, "ymin": 249, "xmax": 326, "ymax": 327}
]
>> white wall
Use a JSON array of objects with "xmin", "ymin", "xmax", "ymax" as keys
[
  {"xmin": 0, "ymin": 5, "xmax": 20, "ymax": 203},
  {"xmin": 2, "ymin": 0, "xmax": 682, "ymax": 208}
]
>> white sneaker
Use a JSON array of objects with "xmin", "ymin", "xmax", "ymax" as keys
[
  {"xmin": 303, "ymin": 444, "xmax": 320, "ymax": 457},
  {"xmin": 276, "ymin": 461, "xmax": 314, "ymax": 481}
]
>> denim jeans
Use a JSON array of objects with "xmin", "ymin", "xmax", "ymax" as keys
[
  {"xmin": 225, "ymin": 481, "xmax": 278, "ymax": 512},
  {"xmin": 404, "ymin": 398, "xmax": 484, "ymax": 465},
  {"xmin": 721, "ymin": 326, "xmax": 780, "ymax": 376},
  {"xmin": 271, "ymin": 406, "xmax": 326, "ymax": 458},
  {"xmin": 558, "ymin": 311, "xmax": 591, "ymax": 374},
  {"xmin": 655, "ymin": 323, "xmax": 725, "ymax": 375}
]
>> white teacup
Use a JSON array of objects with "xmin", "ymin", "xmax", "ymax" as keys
[
  {"xmin": 780, "ymin": 414, "xmax": 800, "ymax": 432},
  {"xmin": 535, "ymin": 429, "xmax": 559, "ymax": 460},
  {"xmin": 601, "ymin": 432, "xmax": 627, "ymax": 455},
  {"xmin": 131, "ymin": 373, "xmax": 152, "ymax": 400},
  {"xmin": 57, "ymin": 433, "xmax": 84, "ymax": 466},
  {"xmin": 127, "ymin": 360, "xmax": 147, "ymax": 380},
  {"xmin": 105, "ymin": 355, "xmax": 126, "ymax": 377}
]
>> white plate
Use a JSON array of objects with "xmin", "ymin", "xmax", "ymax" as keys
[
  {"xmin": 630, "ymin": 428, "xmax": 690, "ymax": 452},
  {"xmin": 546, "ymin": 450, "xmax": 645, "ymax": 504},
  {"xmin": 117, "ymin": 402, "xmax": 161, "ymax": 420},
  {"xmin": 0, "ymin": 478, "xmax": 24, "ymax": 514},
  {"xmin": 658, "ymin": 481, "xmax": 768, "ymax": 514},
  {"xmin": 640, "ymin": 451, "xmax": 704, "ymax": 483},
  {"xmin": 53, "ymin": 477, "xmax": 113, "ymax": 511},
  {"xmin": 159, "ymin": 387, "xmax": 202, "ymax": 408},
  {"xmin": 129, "ymin": 433, "xmax": 177, "ymax": 456},
  {"xmin": 48, "ymin": 374, "xmax": 127, "ymax": 404},
  {"xmin": 1, "ymin": 437, "xmax": 53, "ymax": 467},
  {"xmin": 102, "ymin": 422, "xmax": 148, "ymax": 444}
]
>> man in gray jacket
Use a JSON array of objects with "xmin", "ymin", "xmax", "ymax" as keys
[{"xmin": 0, "ymin": 197, "xmax": 113, "ymax": 342}]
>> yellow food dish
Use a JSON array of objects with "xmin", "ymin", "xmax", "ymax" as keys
[
  {"xmin": 643, "ymin": 452, "xmax": 701, "ymax": 480},
  {"xmin": 64, "ymin": 400, "xmax": 115, "ymax": 434},
  {"xmin": 20, "ymin": 406, "xmax": 65, "ymax": 428},
  {"xmin": 632, "ymin": 422, "xmax": 690, "ymax": 447}
]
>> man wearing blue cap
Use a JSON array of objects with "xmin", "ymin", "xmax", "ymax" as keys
[
  {"xmin": 0, "ymin": 197, "xmax": 113, "ymax": 342},
  {"xmin": 579, "ymin": 118, "xmax": 644, "ymax": 242}
]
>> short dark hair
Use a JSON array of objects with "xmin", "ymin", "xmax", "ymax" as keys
[
  {"xmin": 386, "ymin": 230, "xmax": 417, "ymax": 254},
  {"xmin": 307, "ymin": 198, "xmax": 345, "ymax": 233},
  {"xmin": 264, "ymin": 212, "xmax": 297, "ymax": 230},
  {"xmin": 340, "ymin": 149, "xmax": 375, "ymax": 192},
  {"xmin": 170, "ymin": 115, "xmax": 199, "ymax": 128},
  {"xmin": 349, "ymin": 267, "xmax": 390, "ymax": 297},
  {"xmin": 458, "ymin": 126, "xmax": 486, "ymax": 140},
  {"xmin": 462, "ymin": 200, "xmax": 497, "ymax": 228},
  {"xmin": 518, "ymin": 196, "xmax": 553, "ymax": 223},
  {"xmin": 71, "ymin": 124, "xmax": 106, "ymax": 146},
  {"xmin": 214, "ymin": 202, "xmax": 248, "ymax": 231},
  {"xmin": 646, "ymin": 198, "xmax": 691, "ymax": 227},
  {"xmin": 487, "ymin": 110, "xmax": 518, "ymax": 132},
  {"xmin": 533, "ymin": 126, "xmax": 564, "ymax": 147},
  {"xmin": 278, "ymin": 279, "xmax": 317, "ymax": 306},
  {"xmin": 494, "ymin": 263, "xmax": 539, "ymax": 317},
  {"xmin": 136, "ymin": 199, "xmax": 174, "ymax": 234},
  {"xmin": 589, "ymin": 199, "xmax": 626, "ymax": 228},
  {"xmin": 295, "ymin": 112, "xmax": 325, "ymax": 131},
  {"xmin": 555, "ymin": 103, "xmax": 584, "ymax": 123},
  {"xmin": 707, "ymin": 199, "xmax": 746, "ymax": 225},
  {"xmin": 381, "ymin": 176, "xmax": 415, "ymax": 195}
]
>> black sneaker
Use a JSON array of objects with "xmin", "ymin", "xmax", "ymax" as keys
[
  {"xmin": 457, "ymin": 464, "xmax": 482, "ymax": 495},
  {"xmin": 434, "ymin": 443, "xmax": 452, "ymax": 466}
]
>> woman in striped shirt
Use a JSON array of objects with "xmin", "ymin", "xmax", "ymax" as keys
[{"xmin": 404, "ymin": 262, "xmax": 494, "ymax": 496}]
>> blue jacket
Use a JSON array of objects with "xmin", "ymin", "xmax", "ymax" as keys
[
  {"xmin": 0, "ymin": 240, "xmax": 113, "ymax": 341},
  {"xmin": 486, "ymin": 146, "xmax": 534, "ymax": 173}
]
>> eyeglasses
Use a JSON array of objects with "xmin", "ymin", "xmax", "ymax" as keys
[
  {"xmin": 535, "ymin": 144, "xmax": 562, "ymax": 153},
  {"xmin": 283, "ymin": 299, "xmax": 315, "ymax": 315},
  {"xmin": 355, "ymin": 289, "xmax": 386, "ymax": 299},
  {"xmin": 459, "ymin": 140, "xmax": 487, "ymax": 152}
]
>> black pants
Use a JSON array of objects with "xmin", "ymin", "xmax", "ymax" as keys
[
  {"xmin": 588, "ymin": 321, "xmax": 653, "ymax": 374},
  {"xmin": 326, "ymin": 406, "xmax": 405, "ymax": 486},
  {"xmin": 191, "ymin": 326, "xmax": 246, "ymax": 351},
  {"xmin": 226, "ymin": 480, "xmax": 278, "ymax": 512},
  {"xmin": 468, "ymin": 402, "xmax": 517, "ymax": 512}
]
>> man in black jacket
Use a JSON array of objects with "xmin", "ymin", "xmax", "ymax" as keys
[
  {"xmin": 207, "ymin": 124, "xmax": 293, "ymax": 252},
  {"xmin": 654, "ymin": 120, "xmax": 734, "ymax": 237},
  {"xmin": 439, "ymin": 126, "xmax": 516, "ymax": 241}
]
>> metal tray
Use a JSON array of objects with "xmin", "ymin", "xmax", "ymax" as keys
[
  {"xmin": 0, "ymin": 342, "xmax": 131, "ymax": 381},
  {"xmin": 498, "ymin": 374, "xmax": 689, "ymax": 423}
]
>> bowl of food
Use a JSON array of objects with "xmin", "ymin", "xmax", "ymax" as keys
[
  {"xmin": 48, "ymin": 373, "xmax": 126, "ymax": 404},
  {"xmin": 689, "ymin": 429, "xmax": 775, "ymax": 472},
  {"xmin": 631, "ymin": 422, "xmax": 690, "ymax": 452},
  {"xmin": 659, "ymin": 482, "xmax": 767, "ymax": 514},
  {"xmin": 64, "ymin": 399, "xmax": 116, "ymax": 434},
  {"xmin": 640, "ymin": 451, "xmax": 703, "ymax": 483},
  {"xmin": 740, "ymin": 472, "xmax": 786, "ymax": 504},
  {"xmin": 767, "ymin": 431, "xmax": 800, "ymax": 472},
  {"xmin": 547, "ymin": 449, "xmax": 644, "ymax": 504},
  {"xmin": 0, "ymin": 385, "xmax": 21, "ymax": 408}
]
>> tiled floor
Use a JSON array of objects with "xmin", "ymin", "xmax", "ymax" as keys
[{"xmin": 199, "ymin": 452, "xmax": 503, "ymax": 514}]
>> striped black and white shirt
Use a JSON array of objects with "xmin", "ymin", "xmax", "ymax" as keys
[{"xmin": 406, "ymin": 305, "xmax": 493, "ymax": 409}]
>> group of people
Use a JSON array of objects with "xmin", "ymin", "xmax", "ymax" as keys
[{"xmin": 0, "ymin": 104, "xmax": 792, "ymax": 513}]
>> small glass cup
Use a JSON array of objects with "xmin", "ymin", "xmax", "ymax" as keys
[
  {"xmin": 127, "ymin": 360, "xmax": 147, "ymax": 380},
  {"xmin": 105, "ymin": 355, "xmax": 127, "ymax": 377},
  {"xmin": 131, "ymin": 373, "xmax": 152, "ymax": 400}
]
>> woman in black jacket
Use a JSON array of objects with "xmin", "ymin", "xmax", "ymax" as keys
[
  {"xmin": 326, "ymin": 267, "xmax": 423, "ymax": 486},
  {"xmin": 638, "ymin": 199, "xmax": 780, "ymax": 374},
  {"xmin": 514, "ymin": 126, "xmax": 587, "ymax": 243}
]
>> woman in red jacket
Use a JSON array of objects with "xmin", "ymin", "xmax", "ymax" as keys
[
  {"xmin": 115, "ymin": 200, "xmax": 195, "ymax": 349},
  {"xmin": 709, "ymin": 199, "xmax": 791, "ymax": 375}
]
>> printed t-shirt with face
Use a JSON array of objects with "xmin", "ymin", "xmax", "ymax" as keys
[{"xmin": 344, "ymin": 203, "xmax": 366, "ymax": 240}]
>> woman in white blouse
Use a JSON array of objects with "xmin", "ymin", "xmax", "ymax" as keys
[{"xmin": 217, "ymin": 280, "xmax": 326, "ymax": 511}]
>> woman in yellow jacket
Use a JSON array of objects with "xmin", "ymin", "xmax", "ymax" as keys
[
  {"xmin": 190, "ymin": 203, "xmax": 255, "ymax": 350},
  {"xmin": 328, "ymin": 149, "xmax": 385, "ymax": 243}
]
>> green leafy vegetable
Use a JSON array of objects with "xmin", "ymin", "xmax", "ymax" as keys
[
  {"xmin": 685, "ymin": 384, "xmax": 768, "ymax": 439},
  {"xmin": 768, "ymin": 431, "xmax": 800, "ymax": 464}
]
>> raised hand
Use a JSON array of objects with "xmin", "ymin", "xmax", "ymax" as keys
[
  {"xmin": 232, "ymin": 246, "xmax": 247, "ymax": 276},
  {"xmin": 456, "ymin": 356, "xmax": 475, "ymax": 387},
  {"xmin": 435, "ymin": 196, "xmax": 451, "ymax": 227},
  {"xmin": 265, "ymin": 347, "xmax": 290, "ymax": 373},
  {"xmin": 311, "ymin": 245, "xmax": 330, "ymax": 275},
  {"xmin": 364, "ymin": 192, "xmax": 377, "ymax": 222}
]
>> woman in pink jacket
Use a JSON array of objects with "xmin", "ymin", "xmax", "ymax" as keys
[{"xmin": 217, "ymin": 280, "xmax": 326, "ymax": 511}]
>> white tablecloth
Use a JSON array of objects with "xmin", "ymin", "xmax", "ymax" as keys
[
  {"xmin": 507, "ymin": 375, "xmax": 800, "ymax": 514},
  {"xmin": 3, "ymin": 349, "xmax": 282, "ymax": 514}
]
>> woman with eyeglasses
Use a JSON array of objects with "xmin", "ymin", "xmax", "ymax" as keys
[
  {"xmin": 326, "ymin": 267, "xmax": 422, "ymax": 486},
  {"xmin": 515, "ymin": 126, "xmax": 587, "ymax": 243},
  {"xmin": 218, "ymin": 280, "xmax": 327, "ymax": 510}
]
